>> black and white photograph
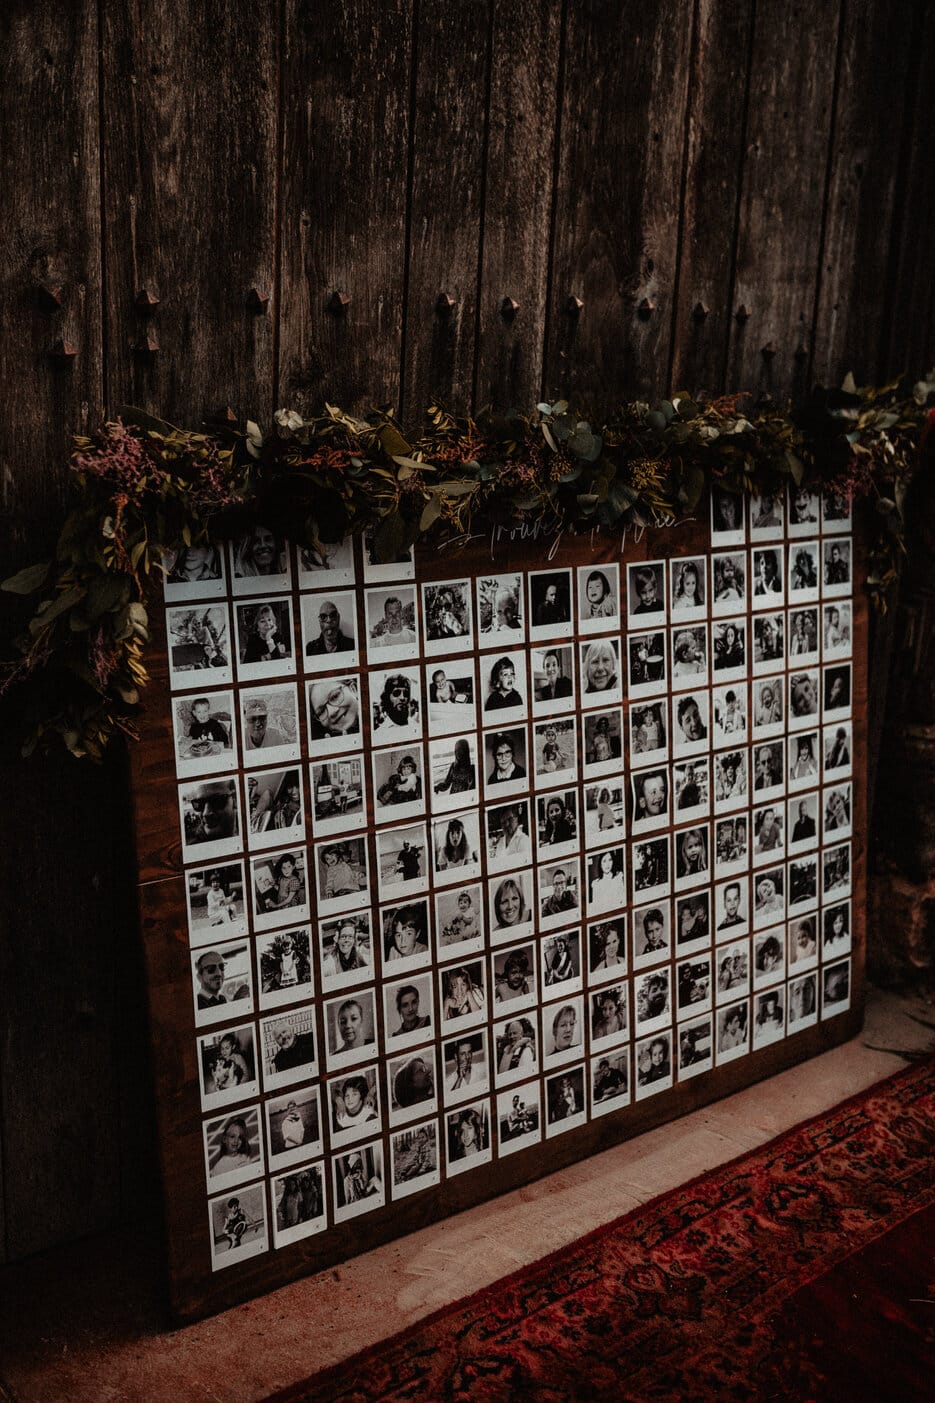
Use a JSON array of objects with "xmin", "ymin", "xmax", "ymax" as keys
[
  {"xmin": 627, "ymin": 629, "xmax": 667, "ymax": 698},
  {"xmin": 584, "ymin": 782, "xmax": 624, "ymax": 843},
  {"xmin": 824, "ymin": 663, "xmax": 852, "ymax": 717},
  {"xmin": 753, "ymin": 867, "xmax": 786, "ymax": 931},
  {"xmin": 630, "ymin": 767, "xmax": 669, "ymax": 833},
  {"xmin": 591, "ymin": 1050, "xmax": 630, "ymax": 1114},
  {"xmin": 429, "ymin": 735, "xmax": 479, "ymax": 815},
  {"xmin": 751, "ymin": 546, "xmax": 784, "ymax": 606},
  {"xmin": 421, "ymin": 579, "xmax": 472, "ymax": 654},
  {"xmin": 365, "ymin": 584, "xmax": 420, "ymax": 662},
  {"xmin": 443, "ymin": 1030, "xmax": 490, "ymax": 1106},
  {"xmin": 300, "ymin": 590, "xmax": 359, "ymax": 670},
  {"xmin": 670, "ymin": 556, "xmax": 707, "ymax": 620},
  {"xmin": 752, "ymin": 612, "xmax": 784, "ymax": 672},
  {"xmin": 750, "ymin": 491, "xmax": 784, "ymax": 540},
  {"xmin": 297, "ymin": 537, "xmax": 355, "ymax": 588},
  {"xmin": 389, "ymin": 1048, "xmax": 438, "ymax": 1127},
  {"xmin": 753, "ymin": 740, "xmax": 785, "ymax": 800},
  {"xmin": 203, "ymin": 1107, "xmax": 264, "ymax": 1193},
  {"xmin": 587, "ymin": 846, "xmax": 627, "ymax": 915},
  {"xmin": 375, "ymin": 821, "xmax": 428, "ymax": 900},
  {"xmin": 710, "ymin": 486, "xmax": 746, "ymax": 546},
  {"xmin": 162, "ymin": 543, "xmax": 226, "ymax": 601},
  {"xmin": 489, "ymin": 870, "xmax": 535, "ymax": 944},
  {"xmin": 715, "ymin": 938, "xmax": 750, "ymax": 1001},
  {"xmin": 671, "ymin": 691, "xmax": 709, "ymax": 758},
  {"xmin": 494, "ymin": 1014, "xmax": 537, "ymax": 1087},
  {"xmin": 186, "ymin": 862, "xmax": 248, "ymax": 946},
  {"xmin": 712, "ymin": 619, "xmax": 746, "ymax": 681},
  {"xmin": 715, "ymin": 999, "xmax": 749, "ymax": 1065},
  {"xmin": 632, "ymin": 902, "xmax": 669, "ymax": 969},
  {"xmin": 435, "ymin": 884, "xmax": 484, "ymax": 955},
  {"xmin": 328, "ymin": 1066, "xmax": 381, "ymax": 1149},
  {"xmin": 229, "ymin": 526, "xmax": 291, "ymax": 595},
  {"xmin": 198, "ymin": 1023, "xmax": 259, "ymax": 1113},
  {"xmin": 674, "ymin": 825, "xmax": 709, "ymax": 890},
  {"xmin": 752, "ymin": 675, "xmax": 784, "ymax": 737},
  {"xmin": 579, "ymin": 637, "xmax": 623, "ymax": 707},
  {"xmin": 788, "ymin": 854, "xmax": 818, "ymax": 909},
  {"xmin": 250, "ymin": 849, "xmax": 310, "ymax": 933},
  {"xmin": 191, "ymin": 940, "xmax": 253, "ymax": 1027},
  {"xmin": 677, "ymin": 955, "xmax": 712, "ymax": 1015},
  {"xmin": 439, "ymin": 960, "xmax": 487, "ymax": 1029},
  {"xmin": 532, "ymin": 718, "xmax": 577, "ymax": 787},
  {"xmin": 208, "ymin": 1182, "xmax": 268, "ymax": 1271},
  {"xmin": 381, "ymin": 899, "xmax": 432, "ymax": 973},
  {"xmin": 671, "ymin": 625, "xmax": 708, "ymax": 687},
  {"xmin": 542, "ymin": 996, "xmax": 585, "ymax": 1068},
  {"xmin": 788, "ymin": 670, "xmax": 820, "ymax": 730},
  {"xmin": 678, "ymin": 1014, "xmax": 713, "ymax": 1080},
  {"xmin": 319, "ymin": 912, "xmax": 372, "ymax": 990},
  {"xmin": 715, "ymin": 877, "xmax": 749, "ymax": 936},
  {"xmin": 179, "ymin": 778, "xmax": 241, "ymax": 863},
  {"xmin": 265, "ymin": 1086, "xmax": 323, "ymax": 1172},
  {"xmin": 535, "ymin": 789, "xmax": 579, "ymax": 861},
  {"xmin": 260, "ymin": 1008, "xmax": 318, "ymax": 1092},
  {"xmin": 824, "ymin": 783, "xmax": 853, "ymax": 840},
  {"xmin": 634, "ymin": 1031, "xmax": 673, "ymax": 1099},
  {"xmin": 823, "ymin": 602, "xmax": 852, "ymax": 658},
  {"xmin": 788, "ymin": 972, "xmax": 819, "ymax": 1032},
  {"xmin": 823, "ymin": 842, "xmax": 851, "ymax": 899},
  {"xmin": 481, "ymin": 650, "xmax": 528, "ymax": 723},
  {"xmin": 632, "ymin": 835, "xmax": 670, "ymax": 899},
  {"xmin": 823, "ymin": 538, "xmax": 852, "ymax": 597},
  {"xmin": 545, "ymin": 1066, "xmax": 587, "ymax": 1137},
  {"xmin": 484, "ymin": 726, "xmax": 529, "ymax": 798},
  {"xmin": 244, "ymin": 767, "xmax": 304, "ymax": 850},
  {"xmin": 634, "ymin": 967, "xmax": 671, "ymax": 1034},
  {"xmin": 788, "ymin": 484, "xmax": 820, "ymax": 535},
  {"xmin": 753, "ymin": 926, "xmax": 786, "ymax": 987},
  {"xmin": 753, "ymin": 803, "xmax": 784, "ymax": 864},
  {"xmin": 789, "ymin": 542, "xmax": 820, "ymax": 603},
  {"xmin": 312, "ymin": 755, "xmax": 366, "ymax": 835},
  {"xmin": 541, "ymin": 928, "xmax": 582, "ymax": 991},
  {"xmin": 167, "ymin": 604, "xmax": 233, "ymax": 687},
  {"xmin": 590, "ymin": 984, "xmax": 628, "ymax": 1049},
  {"xmin": 577, "ymin": 563, "xmax": 620, "ymax": 632},
  {"xmin": 821, "ymin": 959, "xmax": 851, "ymax": 1018},
  {"xmin": 675, "ymin": 889, "xmax": 710, "ymax": 956},
  {"xmin": 241, "ymin": 683, "xmax": 300, "ymax": 767},
  {"xmin": 476, "ymin": 572, "xmax": 525, "ymax": 643},
  {"xmin": 372, "ymin": 745, "xmax": 425, "ymax": 824},
  {"xmin": 582, "ymin": 708, "xmax": 624, "ymax": 776},
  {"xmin": 271, "ymin": 1161, "xmax": 327, "ymax": 1249},
  {"xmin": 627, "ymin": 561, "xmax": 667, "ymax": 621},
  {"xmin": 306, "ymin": 675, "xmax": 363, "ymax": 756},
  {"xmin": 753, "ymin": 987, "xmax": 785, "ymax": 1048},
  {"xmin": 630, "ymin": 701, "xmax": 668, "ymax": 761},
  {"xmin": 234, "ymin": 597, "xmax": 295, "ymax": 681},
  {"xmin": 789, "ymin": 606, "xmax": 820, "ymax": 663},
  {"xmin": 531, "ymin": 645, "xmax": 575, "ymax": 714},
  {"xmin": 383, "ymin": 973, "xmax": 434, "ymax": 1052},
  {"xmin": 823, "ymin": 901, "xmax": 852, "ymax": 957},
  {"xmin": 491, "ymin": 941, "xmax": 537, "ymax": 1010},
  {"xmin": 497, "ymin": 1082, "xmax": 541, "ymax": 1154},
  {"xmin": 712, "ymin": 683, "xmax": 747, "ymax": 746},
  {"xmin": 433, "ymin": 811, "xmax": 482, "ymax": 886},
  {"xmin": 172, "ymin": 691, "xmax": 237, "ymax": 777},
  {"xmin": 324, "ymin": 988, "xmax": 378, "ymax": 1071},
  {"xmin": 425, "ymin": 661, "xmax": 476, "ymax": 736},
  {"xmin": 485, "ymin": 799, "xmax": 533, "ymax": 873},
  {"xmin": 391, "ymin": 1119, "xmax": 440, "ymax": 1199},
  {"xmin": 588, "ymin": 918, "xmax": 628, "ymax": 980},
  {"xmin": 787, "ymin": 794, "xmax": 819, "ymax": 853},
  {"xmin": 313, "ymin": 836, "xmax": 368, "ymax": 916},
  {"xmin": 787, "ymin": 914, "xmax": 819, "ymax": 974},
  {"xmin": 258, "ymin": 925, "xmax": 314, "ymax": 1008},
  {"xmin": 332, "ymin": 1142, "xmax": 385, "ymax": 1222},
  {"xmin": 788, "ymin": 732, "xmax": 819, "ymax": 791},
  {"xmin": 821, "ymin": 487, "xmax": 852, "ymax": 533},
  {"xmin": 673, "ymin": 758, "xmax": 710, "ymax": 821},
  {"xmin": 714, "ymin": 814, "xmax": 748, "ymax": 876},
  {"xmin": 445, "ymin": 1103, "xmax": 492, "ymax": 1177},
  {"xmin": 711, "ymin": 552, "xmax": 746, "ymax": 615},
  {"xmin": 528, "ymin": 568, "xmax": 573, "ymax": 639},
  {"xmin": 370, "ymin": 667, "xmax": 422, "ymax": 745},
  {"xmin": 362, "ymin": 531, "xmax": 415, "ymax": 582}
]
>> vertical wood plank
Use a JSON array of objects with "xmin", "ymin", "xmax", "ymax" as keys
[
  {"xmin": 473, "ymin": 0, "xmax": 563, "ymax": 412},
  {"xmin": 669, "ymin": 0, "xmax": 755, "ymax": 398},
  {"xmin": 100, "ymin": 0, "xmax": 278, "ymax": 422},
  {"xmin": 724, "ymin": 0, "xmax": 842, "ymax": 401},
  {"xmin": 542, "ymin": 0, "xmax": 694, "ymax": 411},
  {"xmin": 400, "ymin": 0, "xmax": 493, "ymax": 423},
  {"xmin": 278, "ymin": 0, "xmax": 413, "ymax": 416}
]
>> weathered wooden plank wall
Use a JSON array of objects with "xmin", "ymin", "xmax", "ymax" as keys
[{"xmin": 0, "ymin": 0, "xmax": 931, "ymax": 1264}]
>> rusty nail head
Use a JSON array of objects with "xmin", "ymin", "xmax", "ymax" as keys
[
  {"xmin": 212, "ymin": 405, "xmax": 239, "ymax": 424},
  {"xmin": 638, "ymin": 297, "xmax": 655, "ymax": 319},
  {"xmin": 735, "ymin": 304, "xmax": 750, "ymax": 324},
  {"xmin": 134, "ymin": 332, "xmax": 159, "ymax": 355},
  {"xmin": 500, "ymin": 296, "xmax": 520, "ymax": 320},
  {"xmin": 761, "ymin": 341, "xmax": 777, "ymax": 358},
  {"xmin": 692, "ymin": 301, "xmax": 710, "ymax": 322},
  {"xmin": 327, "ymin": 290, "xmax": 351, "ymax": 315},
  {"xmin": 247, "ymin": 287, "xmax": 270, "ymax": 313},
  {"xmin": 135, "ymin": 288, "xmax": 160, "ymax": 312},
  {"xmin": 435, "ymin": 292, "xmax": 456, "ymax": 316},
  {"xmin": 36, "ymin": 284, "xmax": 64, "ymax": 310},
  {"xmin": 565, "ymin": 295, "xmax": 584, "ymax": 316},
  {"xmin": 49, "ymin": 337, "xmax": 77, "ymax": 360}
]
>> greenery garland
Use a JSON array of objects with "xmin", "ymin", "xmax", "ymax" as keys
[{"xmin": 2, "ymin": 373, "xmax": 933, "ymax": 761}]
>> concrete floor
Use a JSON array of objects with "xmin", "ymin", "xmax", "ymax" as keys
[{"xmin": 0, "ymin": 985, "xmax": 932, "ymax": 1403}]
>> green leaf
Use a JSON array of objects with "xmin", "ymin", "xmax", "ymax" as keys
[
  {"xmin": 85, "ymin": 575, "xmax": 130, "ymax": 618},
  {"xmin": 392, "ymin": 455, "xmax": 428, "ymax": 473},
  {"xmin": 379, "ymin": 424, "xmax": 411, "ymax": 459},
  {"xmin": 419, "ymin": 495, "xmax": 443, "ymax": 531},
  {"xmin": 29, "ymin": 585, "xmax": 86, "ymax": 633},
  {"xmin": 2, "ymin": 562, "xmax": 50, "ymax": 595},
  {"xmin": 439, "ymin": 481, "xmax": 475, "ymax": 497}
]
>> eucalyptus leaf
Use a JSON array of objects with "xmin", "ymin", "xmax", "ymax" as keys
[{"xmin": 1, "ymin": 561, "xmax": 50, "ymax": 595}]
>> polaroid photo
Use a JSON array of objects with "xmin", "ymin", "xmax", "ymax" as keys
[
  {"xmin": 179, "ymin": 778, "xmax": 241, "ymax": 864},
  {"xmin": 535, "ymin": 789, "xmax": 579, "ymax": 863},
  {"xmin": 715, "ymin": 999, "xmax": 749, "ymax": 1065},
  {"xmin": 751, "ymin": 545, "xmax": 784, "ymax": 609},
  {"xmin": 300, "ymin": 590, "xmax": 359, "ymax": 672},
  {"xmin": 787, "ymin": 971, "xmax": 819, "ymax": 1032},
  {"xmin": 711, "ymin": 552, "xmax": 747, "ymax": 617},
  {"xmin": 528, "ymin": 568, "xmax": 574, "ymax": 641},
  {"xmin": 370, "ymin": 666, "xmax": 422, "ymax": 746},
  {"xmin": 312, "ymin": 754, "xmax": 366, "ymax": 836},
  {"xmin": 429, "ymin": 735, "xmax": 479, "ymax": 815},
  {"xmin": 752, "ymin": 987, "xmax": 785, "ymax": 1049},
  {"xmin": 677, "ymin": 1013, "xmax": 713, "ymax": 1080},
  {"xmin": 391, "ymin": 1118, "xmax": 440, "ymax": 1200},
  {"xmin": 362, "ymin": 532, "xmax": 415, "ymax": 582},
  {"xmin": 824, "ymin": 783, "xmax": 853, "ymax": 841},
  {"xmin": 327, "ymin": 1065, "xmax": 382, "ymax": 1150},
  {"xmin": 425, "ymin": 660, "xmax": 477, "ymax": 737},
  {"xmin": 753, "ymin": 803, "xmax": 785, "ymax": 866},
  {"xmin": 364, "ymin": 584, "xmax": 420, "ymax": 664},
  {"xmin": 579, "ymin": 638, "xmax": 623, "ymax": 708},
  {"xmin": 577, "ymin": 563, "xmax": 621, "ymax": 633},
  {"xmin": 789, "ymin": 606, "xmax": 820, "ymax": 665},
  {"xmin": 673, "ymin": 757, "xmax": 710, "ymax": 823},
  {"xmin": 229, "ymin": 527, "xmax": 291, "ymax": 596},
  {"xmin": 750, "ymin": 491, "xmax": 784, "ymax": 541},
  {"xmin": 752, "ymin": 612, "xmax": 785, "ymax": 674},
  {"xmin": 234, "ymin": 597, "xmax": 296, "ymax": 683},
  {"xmin": 714, "ymin": 876, "xmax": 749, "ymax": 938},
  {"xmin": 324, "ymin": 987, "xmax": 378, "ymax": 1071},
  {"xmin": 435, "ymin": 883, "xmax": 485, "ymax": 957},
  {"xmin": 714, "ymin": 937, "xmax": 750, "ymax": 1003},
  {"xmin": 332, "ymin": 1141, "xmax": 386, "ymax": 1222},
  {"xmin": 753, "ymin": 925, "xmax": 786, "ymax": 987},
  {"xmin": 753, "ymin": 866, "xmax": 786, "ymax": 931},
  {"xmin": 530, "ymin": 644, "xmax": 576, "ymax": 716},
  {"xmin": 483, "ymin": 725, "xmax": 530, "ymax": 799},
  {"xmin": 710, "ymin": 487, "xmax": 746, "ymax": 546},
  {"xmin": 271, "ymin": 1160, "xmax": 328, "ymax": 1248},
  {"xmin": 162, "ymin": 543, "xmax": 226, "ymax": 602},
  {"xmin": 250, "ymin": 849, "xmax": 311, "ymax": 933},
  {"xmin": 823, "ymin": 900, "xmax": 852, "ymax": 958},
  {"xmin": 445, "ymin": 1102, "xmax": 492, "ymax": 1177},
  {"xmin": 712, "ymin": 619, "xmax": 746, "ymax": 684},
  {"xmin": 823, "ymin": 538, "xmax": 852, "ymax": 598},
  {"xmin": 166, "ymin": 604, "xmax": 234, "ymax": 688},
  {"xmin": 306, "ymin": 675, "xmax": 364, "ymax": 758},
  {"xmin": 671, "ymin": 691, "xmax": 710, "ymax": 758},
  {"xmin": 421, "ymin": 579, "xmax": 473, "ymax": 655},
  {"xmin": 485, "ymin": 798, "xmax": 533, "ymax": 875},
  {"xmin": 381, "ymin": 898, "xmax": 432, "ymax": 974},
  {"xmin": 788, "ymin": 670, "xmax": 820, "ymax": 731},
  {"xmin": 203, "ymin": 1105, "xmax": 264, "ymax": 1194},
  {"xmin": 632, "ymin": 835, "xmax": 671, "ymax": 900},
  {"xmin": 497, "ymin": 1080, "xmax": 542, "ymax": 1154},
  {"xmin": 787, "ymin": 793, "xmax": 819, "ymax": 854},
  {"xmin": 481, "ymin": 649, "xmax": 528, "ymax": 725},
  {"xmin": 582, "ymin": 708, "xmax": 625, "ymax": 778},
  {"xmin": 591, "ymin": 1049, "xmax": 630, "ymax": 1114},
  {"xmin": 241, "ymin": 682, "xmax": 300, "ymax": 767},
  {"xmin": 198, "ymin": 1023, "xmax": 259, "ymax": 1113},
  {"xmin": 244, "ymin": 767, "xmax": 304, "ymax": 851},
  {"xmin": 186, "ymin": 861, "xmax": 248, "ymax": 947},
  {"xmin": 388, "ymin": 1046, "xmax": 438, "ymax": 1128},
  {"xmin": 257, "ymin": 925, "xmax": 314, "ymax": 1009},
  {"xmin": 788, "ymin": 854, "xmax": 818, "ymax": 910},
  {"xmin": 192, "ymin": 939, "xmax": 254, "ymax": 1028},
  {"xmin": 172, "ymin": 690, "xmax": 237, "ymax": 778},
  {"xmin": 489, "ymin": 869, "xmax": 535, "ymax": 946},
  {"xmin": 476, "ymin": 572, "xmax": 526, "ymax": 646},
  {"xmin": 751, "ymin": 675, "xmax": 784, "ymax": 738},
  {"xmin": 635, "ymin": 1030, "xmax": 674, "ymax": 1099},
  {"xmin": 589, "ymin": 983, "xmax": 628, "ymax": 1051},
  {"xmin": 432, "ymin": 811, "xmax": 483, "ymax": 887},
  {"xmin": 383, "ymin": 972, "xmax": 434, "ymax": 1053},
  {"xmin": 587, "ymin": 917, "xmax": 628, "ymax": 982},
  {"xmin": 752, "ymin": 740, "xmax": 785, "ymax": 801},
  {"xmin": 712, "ymin": 682, "xmax": 747, "ymax": 749},
  {"xmin": 787, "ymin": 913, "xmax": 819, "ymax": 975},
  {"xmin": 532, "ymin": 718, "xmax": 577, "ymax": 788},
  {"xmin": 822, "ymin": 842, "xmax": 851, "ymax": 900},
  {"xmin": 676, "ymin": 954, "xmax": 712, "ymax": 1017},
  {"xmin": 631, "ymin": 902, "xmax": 669, "ymax": 971},
  {"xmin": 443, "ymin": 1028, "xmax": 490, "ymax": 1107},
  {"xmin": 541, "ymin": 927, "xmax": 583, "ymax": 994},
  {"xmin": 821, "ymin": 958, "xmax": 852, "ymax": 1019},
  {"xmin": 630, "ymin": 700, "xmax": 669, "ymax": 764},
  {"xmin": 541, "ymin": 995, "xmax": 585, "ymax": 1069},
  {"xmin": 627, "ymin": 629, "xmax": 667, "ymax": 699},
  {"xmin": 297, "ymin": 537, "xmax": 355, "ymax": 588},
  {"xmin": 265, "ymin": 1086, "xmax": 324, "ymax": 1172},
  {"xmin": 788, "ymin": 542, "xmax": 820, "ymax": 604},
  {"xmin": 823, "ymin": 664, "xmax": 852, "ymax": 719},
  {"xmin": 491, "ymin": 940, "xmax": 538, "ymax": 1012},
  {"xmin": 208, "ymin": 1181, "xmax": 268, "ymax": 1272},
  {"xmin": 260, "ymin": 1007, "xmax": 318, "ymax": 1093},
  {"xmin": 586, "ymin": 845, "xmax": 628, "ymax": 916},
  {"xmin": 634, "ymin": 967, "xmax": 671, "ymax": 1036},
  {"xmin": 313, "ymin": 836, "xmax": 368, "ymax": 916},
  {"xmin": 583, "ymin": 782, "xmax": 625, "ymax": 845},
  {"xmin": 713, "ymin": 748, "xmax": 748, "ymax": 813},
  {"xmin": 788, "ymin": 484, "xmax": 820, "ymax": 536},
  {"xmin": 788, "ymin": 732, "xmax": 820, "ymax": 793},
  {"xmin": 670, "ymin": 556, "xmax": 707, "ymax": 621},
  {"xmin": 439, "ymin": 959, "xmax": 488, "ymax": 1031},
  {"xmin": 670, "ymin": 624, "xmax": 708, "ymax": 690},
  {"xmin": 713, "ymin": 815, "xmax": 749, "ymax": 877},
  {"xmin": 545, "ymin": 1065, "xmax": 587, "ymax": 1137},
  {"xmin": 627, "ymin": 561, "xmax": 667, "ymax": 623},
  {"xmin": 318, "ymin": 912, "xmax": 372, "ymax": 992},
  {"xmin": 630, "ymin": 766, "xmax": 669, "ymax": 834},
  {"xmin": 675, "ymin": 888, "xmax": 711, "ymax": 957},
  {"xmin": 674, "ymin": 824, "xmax": 710, "ymax": 892},
  {"xmin": 823, "ymin": 602, "xmax": 852, "ymax": 660},
  {"xmin": 376, "ymin": 821, "xmax": 429, "ymax": 901},
  {"xmin": 821, "ymin": 487, "xmax": 852, "ymax": 534}
]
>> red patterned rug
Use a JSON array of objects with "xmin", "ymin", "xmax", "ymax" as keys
[{"xmin": 268, "ymin": 1059, "xmax": 935, "ymax": 1402}]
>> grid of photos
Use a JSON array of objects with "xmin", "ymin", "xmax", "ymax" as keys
[{"xmin": 166, "ymin": 495, "xmax": 858, "ymax": 1271}]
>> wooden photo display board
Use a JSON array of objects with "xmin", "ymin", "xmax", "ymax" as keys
[{"xmin": 131, "ymin": 485, "xmax": 865, "ymax": 1322}]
